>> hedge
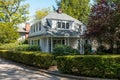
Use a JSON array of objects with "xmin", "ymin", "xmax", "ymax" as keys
[
  {"xmin": 57, "ymin": 55, "xmax": 120, "ymax": 79},
  {"xmin": 0, "ymin": 50, "xmax": 54, "ymax": 69}
]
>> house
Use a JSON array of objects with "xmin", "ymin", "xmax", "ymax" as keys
[
  {"xmin": 18, "ymin": 23, "xmax": 30, "ymax": 42},
  {"xmin": 28, "ymin": 9, "xmax": 87, "ymax": 54}
]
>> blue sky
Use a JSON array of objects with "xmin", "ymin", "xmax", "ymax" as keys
[{"xmin": 25, "ymin": 0, "xmax": 56, "ymax": 16}]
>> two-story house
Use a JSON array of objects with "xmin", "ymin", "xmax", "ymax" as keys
[{"xmin": 28, "ymin": 9, "xmax": 86, "ymax": 54}]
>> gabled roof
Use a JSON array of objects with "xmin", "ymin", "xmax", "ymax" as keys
[{"xmin": 41, "ymin": 12, "xmax": 82, "ymax": 25}]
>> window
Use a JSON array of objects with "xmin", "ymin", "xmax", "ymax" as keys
[
  {"xmin": 36, "ymin": 24, "xmax": 38, "ymax": 32},
  {"xmin": 66, "ymin": 23, "xmax": 69, "ymax": 29},
  {"xmin": 39, "ymin": 22, "xmax": 41, "ymax": 31},
  {"xmin": 33, "ymin": 25, "xmax": 35, "ymax": 32},
  {"xmin": 62, "ymin": 22, "xmax": 65, "ymax": 28},
  {"xmin": 57, "ymin": 22, "xmax": 61, "ymax": 28},
  {"xmin": 57, "ymin": 21, "xmax": 70, "ymax": 29}
]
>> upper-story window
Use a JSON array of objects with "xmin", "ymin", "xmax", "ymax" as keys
[
  {"xmin": 36, "ymin": 24, "xmax": 38, "ymax": 32},
  {"xmin": 57, "ymin": 21, "xmax": 70, "ymax": 29},
  {"xmin": 57, "ymin": 22, "xmax": 61, "ymax": 28},
  {"xmin": 62, "ymin": 22, "xmax": 65, "ymax": 29},
  {"xmin": 39, "ymin": 22, "xmax": 41, "ymax": 31},
  {"xmin": 66, "ymin": 23, "xmax": 69, "ymax": 29}
]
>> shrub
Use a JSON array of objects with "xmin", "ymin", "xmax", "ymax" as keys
[
  {"xmin": 0, "ymin": 50, "xmax": 54, "ymax": 69},
  {"xmin": 52, "ymin": 44, "xmax": 79, "ymax": 56},
  {"xmin": 16, "ymin": 45, "xmax": 41, "ymax": 51},
  {"xmin": 84, "ymin": 43, "xmax": 92, "ymax": 54},
  {"xmin": 57, "ymin": 55, "xmax": 120, "ymax": 79},
  {"xmin": 0, "ymin": 42, "xmax": 19, "ymax": 50}
]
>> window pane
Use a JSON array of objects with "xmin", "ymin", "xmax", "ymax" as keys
[
  {"xmin": 57, "ymin": 22, "xmax": 61, "ymax": 28},
  {"xmin": 39, "ymin": 22, "xmax": 41, "ymax": 30},
  {"xmin": 62, "ymin": 22, "xmax": 65, "ymax": 28},
  {"xmin": 66, "ymin": 23, "xmax": 69, "ymax": 29}
]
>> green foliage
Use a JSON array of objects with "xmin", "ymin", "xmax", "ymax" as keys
[
  {"xmin": 0, "ymin": 23, "xmax": 19, "ymax": 44},
  {"xmin": 56, "ymin": 0, "xmax": 90, "ymax": 24},
  {"xmin": 0, "ymin": 42, "xmax": 19, "ymax": 50},
  {"xmin": 57, "ymin": 55, "xmax": 120, "ymax": 79},
  {"xmin": 0, "ymin": 50, "xmax": 54, "ymax": 69},
  {"xmin": 16, "ymin": 45, "xmax": 41, "ymax": 51},
  {"xmin": 84, "ymin": 43, "xmax": 92, "ymax": 54},
  {"xmin": 0, "ymin": 0, "xmax": 29, "ymax": 25},
  {"xmin": 35, "ymin": 7, "xmax": 51, "ymax": 20},
  {"xmin": 0, "ymin": 42, "xmax": 41, "ymax": 51},
  {"xmin": 52, "ymin": 45, "xmax": 79, "ymax": 56}
]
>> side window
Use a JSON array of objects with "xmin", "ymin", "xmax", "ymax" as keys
[
  {"xmin": 39, "ymin": 22, "xmax": 41, "ymax": 31},
  {"xmin": 36, "ymin": 24, "xmax": 38, "ymax": 32}
]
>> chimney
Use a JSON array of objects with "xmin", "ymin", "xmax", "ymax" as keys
[
  {"xmin": 57, "ymin": 7, "xmax": 62, "ymax": 14},
  {"xmin": 25, "ymin": 23, "xmax": 30, "ymax": 39},
  {"xmin": 25, "ymin": 23, "xmax": 30, "ymax": 31}
]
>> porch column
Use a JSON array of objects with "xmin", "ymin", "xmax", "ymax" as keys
[
  {"xmin": 46, "ymin": 38, "xmax": 49, "ymax": 52},
  {"xmin": 67, "ymin": 37, "xmax": 70, "ymax": 46},
  {"xmin": 51, "ymin": 37, "xmax": 53, "ymax": 52}
]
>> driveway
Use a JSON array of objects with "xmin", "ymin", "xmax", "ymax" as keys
[{"xmin": 0, "ymin": 58, "xmax": 76, "ymax": 80}]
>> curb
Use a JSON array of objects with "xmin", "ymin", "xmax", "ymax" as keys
[
  {"xmin": 1, "ymin": 58, "xmax": 118, "ymax": 80},
  {"xmin": 24, "ymin": 65, "xmax": 118, "ymax": 80}
]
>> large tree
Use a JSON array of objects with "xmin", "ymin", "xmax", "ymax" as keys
[
  {"xmin": 87, "ymin": 0, "xmax": 120, "ymax": 53},
  {"xmin": 56, "ymin": 0, "xmax": 91, "ymax": 24},
  {"xmin": 35, "ymin": 8, "xmax": 51, "ymax": 20},
  {"xmin": 0, "ymin": 23, "xmax": 19, "ymax": 44},
  {"xmin": 0, "ymin": 0, "xmax": 29, "ymax": 44},
  {"xmin": 0, "ymin": 0, "xmax": 29, "ymax": 25}
]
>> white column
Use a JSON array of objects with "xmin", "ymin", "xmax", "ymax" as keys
[
  {"xmin": 68, "ymin": 37, "xmax": 69, "ymax": 46},
  {"xmin": 51, "ymin": 37, "xmax": 53, "ymax": 52},
  {"xmin": 46, "ymin": 38, "xmax": 49, "ymax": 52}
]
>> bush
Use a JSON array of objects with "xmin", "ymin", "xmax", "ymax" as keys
[
  {"xmin": 52, "ymin": 45, "xmax": 79, "ymax": 56},
  {"xmin": 0, "ymin": 42, "xmax": 19, "ymax": 50},
  {"xmin": 57, "ymin": 55, "xmax": 120, "ymax": 79},
  {"xmin": 0, "ymin": 50, "xmax": 54, "ymax": 69},
  {"xmin": 16, "ymin": 45, "xmax": 41, "ymax": 51}
]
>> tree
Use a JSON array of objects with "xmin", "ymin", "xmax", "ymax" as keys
[
  {"xmin": 0, "ymin": 0, "xmax": 29, "ymax": 25},
  {"xmin": 56, "ymin": 0, "xmax": 91, "ymax": 24},
  {"xmin": 35, "ymin": 8, "xmax": 51, "ymax": 20},
  {"xmin": 87, "ymin": 0, "xmax": 120, "ymax": 53},
  {"xmin": 0, "ymin": 0, "xmax": 29, "ymax": 44},
  {"xmin": 0, "ymin": 22, "xmax": 19, "ymax": 44}
]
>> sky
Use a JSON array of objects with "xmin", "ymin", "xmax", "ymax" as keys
[{"xmin": 25, "ymin": 0, "xmax": 57, "ymax": 16}]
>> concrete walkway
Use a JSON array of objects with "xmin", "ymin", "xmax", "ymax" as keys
[{"xmin": 0, "ymin": 58, "xmax": 76, "ymax": 80}]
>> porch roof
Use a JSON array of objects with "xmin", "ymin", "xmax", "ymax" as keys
[{"xmin": 28, "ymin": 30, "xmax": 81, "ymax": 38}]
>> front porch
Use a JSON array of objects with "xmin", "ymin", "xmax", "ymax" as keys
[{"xmin": 40, "ymin": 37, "xmax": 79, "ymax": 52}]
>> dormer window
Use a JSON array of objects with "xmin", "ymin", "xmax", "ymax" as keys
[
  {"xmin": 57, "ymin": 21, "xmax": 70, "ymax": 29},
  {"xmin": 62, "ymin": 22, "xmax": 65, "ymax": 29},
  {"xmin": 66, "ymin": 23, "xmax": 69, "ymax": 29},
  {"xmin": 57, "ymin": 22, "xmax": 61, "ymax": 28}
]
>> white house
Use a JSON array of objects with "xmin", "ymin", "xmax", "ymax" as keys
[{"xmin": 28, "ymin": 9, "xmax": 87, "ymax": 54}]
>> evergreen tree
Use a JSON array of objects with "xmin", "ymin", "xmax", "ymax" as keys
[{"xmin": 56, "ymin": 0, "xmax": 90, "ymax": 24}]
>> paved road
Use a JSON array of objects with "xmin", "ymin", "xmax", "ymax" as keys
[{"xmin": 0, "ymin": 59, "xmax": 76, "ymax": 80}]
